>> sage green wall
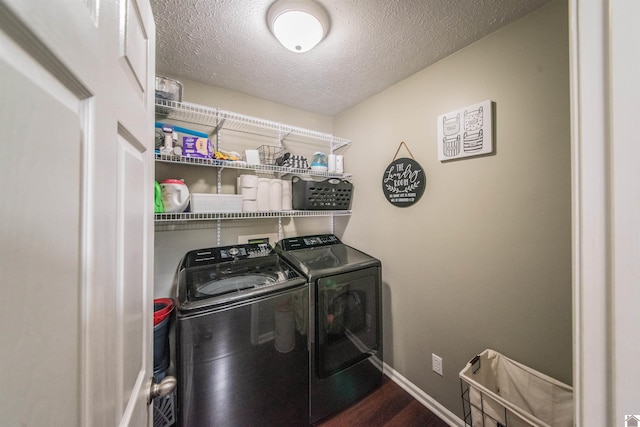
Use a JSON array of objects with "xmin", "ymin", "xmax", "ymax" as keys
[{"xmin": 333, "ymin": 0, "xmax": 571, "ymax": 418}]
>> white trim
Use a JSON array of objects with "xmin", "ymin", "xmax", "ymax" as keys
[
  {"xmin": 570, "ymin": 1, "xmax": 640, "ymax": 425},
  {"xmin": 383, "ymin": 363, "xmax": 464, "ymax": 427},
  {"xmin": 569, "ymin": 1, "xmax": 610, "ymax": 426},
  {"xmin": 608, "ymin": 1, "xmax": 640, "ymax": 422}
]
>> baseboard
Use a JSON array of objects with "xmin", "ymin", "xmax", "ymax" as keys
[{"xmin": 383, "ymin": 363, "xmax": 464, "ymax": 427}]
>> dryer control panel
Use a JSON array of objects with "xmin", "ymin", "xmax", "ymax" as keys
[{"xmin": 277, "ymin": 234, "xmax": 341, "ymax": 251}]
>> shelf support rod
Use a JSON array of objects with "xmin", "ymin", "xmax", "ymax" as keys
[
  {"xmin": 216, "ymin": 220, "xmax": 221, "ymax": 246},
  {"xmin": 278, "ymin": 216, "xmax": 283, "ymax": 241}
]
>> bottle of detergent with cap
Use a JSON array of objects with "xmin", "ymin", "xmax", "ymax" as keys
[{"xmin": 160, "ymin": 179, "xmax": 190, "ymax": 213}]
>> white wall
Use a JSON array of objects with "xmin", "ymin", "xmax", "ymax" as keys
[{"xmin": 334, "ymin": 0, "xmax": 570, "ymax": 417}]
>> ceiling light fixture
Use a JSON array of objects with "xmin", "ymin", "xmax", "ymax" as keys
[{"xmin": 267, "ymin": 0, "xmax": 330, "ymax": 53}]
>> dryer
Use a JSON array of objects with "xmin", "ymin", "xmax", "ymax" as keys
[{"xmin": 275, "ymin": 234, "xmax": 383, "ymax": 423}]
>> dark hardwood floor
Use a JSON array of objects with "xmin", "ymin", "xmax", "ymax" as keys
[{"xmin": 314, "ymin": 375, "xmax": 449, "ymax": 427}]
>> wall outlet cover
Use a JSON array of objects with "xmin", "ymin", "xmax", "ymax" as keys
[
  {"xmin": 432, "ymin": 353, "xmax": 443, "ymax": 376},
  {"xmin": 238, "ymin": 233, "xmax": 278, "ymax": 245}
]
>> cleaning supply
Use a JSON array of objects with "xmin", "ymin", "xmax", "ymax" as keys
[
  {"xmin": 154, "ymin": 181, "xmax": 164, "ymax": 213},
  {"xmin": 160, "ymin": 124, "xmax": 174, "ymax": 156},
  {"xmin": 160, "ymin": 179, "xmax": 190, "ymax": 213}
]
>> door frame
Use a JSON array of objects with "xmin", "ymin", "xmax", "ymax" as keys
[{"xmin": 570, "ymin": 1, "xmax": 640, "ymax": 425}]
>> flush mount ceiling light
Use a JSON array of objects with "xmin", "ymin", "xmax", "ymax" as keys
[{"xmin": 267, "ymin": 0, "xmax": 330, "ymax": 53}]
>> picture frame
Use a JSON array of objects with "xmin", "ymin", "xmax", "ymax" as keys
[{"xmin": 437, "ymin": 100, "xmax": 493, "ymax": 161}]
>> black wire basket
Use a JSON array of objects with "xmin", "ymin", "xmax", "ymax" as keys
[{"xmin": 258, "ymin": 145, "xmax": 286, "ymax": 165}]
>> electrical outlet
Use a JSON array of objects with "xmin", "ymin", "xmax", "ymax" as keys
[
  {"xmin": 238, "ymin": 233, "xmax": 278, "ymax": 245},
  {"xmin": 432, "ymin": 353, "xmax": 443, "ymax": 376}
]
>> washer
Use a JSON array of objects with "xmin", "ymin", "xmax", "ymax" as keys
[
  {"xmin": 174, "ymin": 242, "xmax": 309, "ymax": 427},
  {"xmin": 275, "ymin": 234, "xmax": 383, "ymax": 423}
]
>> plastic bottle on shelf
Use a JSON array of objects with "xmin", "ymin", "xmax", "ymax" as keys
[
  {"xmin": 328, "ymin": 154, "xmax": 336, "ymax": 172},
  {"xmin": 311, "ymin": 152, "xmax": 328, "ymax": 172},
  {"xmin": 335, "ymin": 155, "xmax": 344, "ymax": 173},
  {"xmin": 160, "ymin": 179, "xmax": 190, "ymax": 213}
]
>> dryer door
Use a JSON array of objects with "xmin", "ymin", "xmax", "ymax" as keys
[{"xmin": 316, "ymin": 267, "xmax": 381, "ymax": 378}]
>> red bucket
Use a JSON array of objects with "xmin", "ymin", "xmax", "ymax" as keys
[{"xmin": 154, "ymin": 298, "xmax": 174, "ymax": 326}]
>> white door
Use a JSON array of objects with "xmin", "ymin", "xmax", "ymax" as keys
[{"xmin": 0, "ymin": 1, "xmax": 156, "ymax": 426}]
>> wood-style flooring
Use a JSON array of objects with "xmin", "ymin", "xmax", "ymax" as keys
[{"xmin": 314, "ymin": 375, "xmax": 449, "ymax": 427}]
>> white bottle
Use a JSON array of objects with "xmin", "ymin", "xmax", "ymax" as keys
[
  {"xmin": 335, "ymin": 155, "xmax": 344, "ymax": 174},
  {"xmin": 328, "ymin": 154, "xmax": 337, "ymax": 172}
]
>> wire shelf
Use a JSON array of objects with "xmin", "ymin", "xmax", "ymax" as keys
[
  {"xmin": 154, "ymin": 98, "xmax": 353, "ymax": 235},
  {"xmin": 155, "ymin": 99, "xmax": 219, "ymax": 136},
  {"xmin": 155, "ymin": 210, "xmax": 352, "ymax": 223},
  {"xmin": 155, "ymin": 98, "xmax": 351, "ymax": 150},
  {"xmin": 154, "ymin": 153, "xmax": 352, "ymax": 179}
]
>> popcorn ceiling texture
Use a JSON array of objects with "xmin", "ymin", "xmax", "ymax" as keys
[{"xmin": 151, "ymin": 0, "xmax": 551, "ymax": 117}]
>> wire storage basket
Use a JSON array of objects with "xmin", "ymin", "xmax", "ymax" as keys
[
  {"xmin": 258, "ymin": 145, "xmax": 286, "ymax": 165},
  {"xmin": 292, "ymin": 176, "xmax": 353, "ymax": 210},
  {"xmin": 459, "ymin": 349, "xmax": 573, "ymax": 427},
  {"xmin": 153, "ymin": 391, "xmax": 175, "ymax": 427}
]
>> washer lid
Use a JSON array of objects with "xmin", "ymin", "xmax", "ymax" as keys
[
  {"xmin": 176, "ymin": 254, "xmax": 305, "ymax": 313},
  {"xmin": 278, "ymin": 244, "xmax": 379, "ymax": 279},
  {"xmin": 196, "ymin": 273, "xmax": 277, "ymax": 297}
]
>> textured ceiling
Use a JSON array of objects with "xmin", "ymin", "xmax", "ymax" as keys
[{"xmin": 151, "ymin": 0, "xmax": 551, "ymax": 117}]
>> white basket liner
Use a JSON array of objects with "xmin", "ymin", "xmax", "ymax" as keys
[{"xmin": 459, "ymin": 349, "xmax": 573, "ymax": 427}]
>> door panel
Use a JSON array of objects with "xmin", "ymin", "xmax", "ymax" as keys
[
  {"xmin": 118, "ymin": 130, "xmax": 147, "ymax": 418},
  {"xmin": 0, "ymin": 39, "xmax": 84, "ymax": 427},
  {"xmin": 123, "ymin": 0, "xmax": 149, "ymax": 91},
  {"xmin": 0, "ymin": 1, "xmax": 155, "ymax": 426}
]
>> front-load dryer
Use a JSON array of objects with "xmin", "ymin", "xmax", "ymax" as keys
[{"xmin": 275, "ymin": 234, "xmax": 383, "ymax": 423}]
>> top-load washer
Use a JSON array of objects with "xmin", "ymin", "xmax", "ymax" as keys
[
  {"xmin": 174, "ymin": 242, "xmax": 309, "ymax": 427},
  {"xmin": 275, "ymin": 234, "xmax": 383, "ymax": 423}
]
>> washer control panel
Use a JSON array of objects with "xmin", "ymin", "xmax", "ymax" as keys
[{"xmin": 183, "ymin": 242, "xmax": 272, "ymax": 268}]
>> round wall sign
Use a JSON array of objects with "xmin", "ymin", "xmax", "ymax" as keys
[{"xmin": 381, "ymin": 157, "xmax": 426, "ymax": 207}]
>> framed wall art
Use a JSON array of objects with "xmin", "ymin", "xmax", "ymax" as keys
[{"xmin": 437, "ymin": 100, "xmax": 494, "ymax": 161}]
